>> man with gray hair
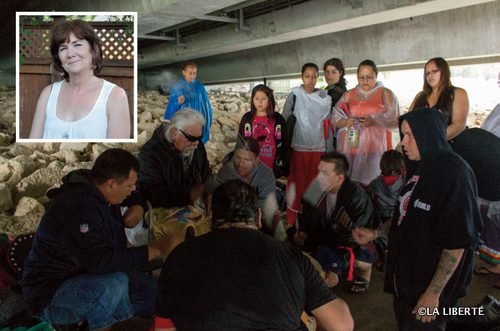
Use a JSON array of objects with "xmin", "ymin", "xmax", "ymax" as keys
[{"xmin": 138, "ymin": 108, "xmax": 211, "ymax": 208}]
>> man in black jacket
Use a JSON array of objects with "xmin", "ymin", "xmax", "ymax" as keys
[
  {"xmin": 155, "ymin": 179, "xmax": 354, "ymax": 331},
  {"xmin": 138, "ymin": 108, "xmax": 211, "ymax": 208},
  {"xmin": 354, "ymin": 108, "xmax": 483, "ymax": 331},
  {"xmin": 22, "ymin": 149, "xmax": 177, "ymax": 331},
  {"xmin": 291, "ymin": 152, "xmax": 376, "ymax": 291}
]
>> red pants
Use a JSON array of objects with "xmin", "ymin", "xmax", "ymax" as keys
[{"xmin": 286, "ymin": 151, "xmax": 324, "ymax": 225}]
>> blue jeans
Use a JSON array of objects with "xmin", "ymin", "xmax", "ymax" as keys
[{"xmin": 41, "ymin": 272, "xmax": 156, "ymax": 330}]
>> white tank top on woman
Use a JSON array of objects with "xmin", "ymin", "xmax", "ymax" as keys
[{"xmin": 42, "ymin": 79, "xmax": 115, "ymax": 139}]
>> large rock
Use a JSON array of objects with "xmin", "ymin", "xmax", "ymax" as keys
[
  {"xmin": 47, "ymin": 160, "xmax": 65, "ymax": 170},
  {"xmin": 7, "ymin": 144, "xmax": 32, "ymax": 157},
  {"xmin": 0, "ymin": 214, "xmax": 18, "ymax": 236},
  {"xmin": 0, "ymin": 183, "xmax": 13, "ymax": 212},
  {"xmin": 42, "ymin": 143, "xmax": 61, "ymax": 153},
  {"xmin": 12, "ymin": 155, "xmax": 37, "ymax": 177},
  {"xmin": 138, "ymin": 122, "xmax": 159, "ymax": 134},
  {"xmin": 223, "ymin": 102, "xmax": 239, "ymax": 113},
  {"xmin": 209, "ymin": 133, "xmax": 226, "ymax": 143},
  {"xmin": 62, "ymin": 161, "xmax": 93, "ymax": 174},
  {"xmin": 210, "ymin": 123, "xmax": 222, "ymax": 134},
  {"xmin": 51, "ymin": 150, "xmax": 81, "ymax": 164},
  {"xmin": 59, "ymin": 142, "xmax": 90, "ymax": 153},
  {"xmin": 0, "ymin": 132, "xmax": 11, "ymax": 146},
  {"xmin": 2, "ymin": 156, "xmax": 37, "ymax": 188},
  {"xmin": 223, "ymin": 131, "xmax": 238, "ymax": 143},
  {"xmin": 0, "ymin": 161, "xmax": 11, "ymax": 182},
  {"xmin": 137, "ymin": 130, "xmax": 151, "ymax": 147},
  {"xmin": 216, "ymin": 116, "xmax": 239, "ymax": 131},
  {"xmin": 91, "ymin": 144, "xmax": 112, "ymax": 160},
  {"xmin": 139, "ymin": 111, "xmax": 153, "ymax": 123},
  {"xmin": 14, "ymin": 167, "xmax": 63, "ymax": 202},
  {"xmin": 14, "ymin": 196, "xmax": 45, "ymax": 218}
]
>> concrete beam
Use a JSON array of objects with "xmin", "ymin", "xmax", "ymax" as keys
[
  {"xmin": 140, "ymin": 1, "xmax": 500, "ymax": 87},
  {"xmin": 139, "ymin": 0, "xmax": 496, "ymax": 68},
  {"xmin": 13, "ymin": 0, "xmax": 250, "ymax": 35}
]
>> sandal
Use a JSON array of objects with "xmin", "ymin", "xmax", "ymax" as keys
[{"xmin": 349, "ymin": 277, "xmax": 369, "ymax": 294}]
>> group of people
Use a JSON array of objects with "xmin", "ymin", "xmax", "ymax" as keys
[{"xmin": 20, "ymin": 17, "xmax": 498, "ymax": 331}]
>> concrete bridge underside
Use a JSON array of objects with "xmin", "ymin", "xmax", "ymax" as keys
[
  {"xmin": 1, "ymin": 0, "xmax": 499, "ymax": 87},
  {"xmin": 140, "ymin": 0, "xmax": 500, "ymax": 88}
]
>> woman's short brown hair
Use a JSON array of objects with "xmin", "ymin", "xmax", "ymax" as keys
[{"xmin": 50, "ymin": 19, "xmax": 103, "ymax": 81}]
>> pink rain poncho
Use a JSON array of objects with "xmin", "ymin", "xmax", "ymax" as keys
[{"xmin": 333, "ymin": 82, "xmax": 399, "ymax": 185}]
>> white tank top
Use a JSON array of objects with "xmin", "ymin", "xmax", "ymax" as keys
[{"xmin": 42, "ymin": 79, "xmax": 115, "ymax": 139}]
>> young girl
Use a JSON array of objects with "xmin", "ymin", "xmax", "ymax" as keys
[
  {"xmin": 368, "ymin": 149, "xmax": 405, "ymax": 222},
  {"xmin": 238, "ymin": 84, "xmax": 288, "ymax": 178},
  {"xmin": 367, "ymin": 149, "xmax": 404, "ymax": 270}
]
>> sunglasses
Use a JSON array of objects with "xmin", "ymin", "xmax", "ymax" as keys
[{"xmin": 180, "ymin": 130, "xmax": 203, "ymax": 143}]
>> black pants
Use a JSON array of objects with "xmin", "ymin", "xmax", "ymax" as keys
[{"xmin": 393, "ymin": 296, "xmax": 457, "ymax": 331}]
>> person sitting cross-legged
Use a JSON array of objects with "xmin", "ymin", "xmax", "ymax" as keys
[
  {"xmin": 138, "ymin": 109, "xmax": 211, "ymax": 209},
  {"xmin": 21, "ymin": 149, "xmax": 179, "ymax": 331},
  {"xmin": 207, "ymin": 137, "xmax": 282, "ymax": 239},
  {"xmin": 290, "ymin": 151, "xmax": 377, "ymax": 292},
  {"xmin": 154, "ymin": 179, "xmax": 354, "ymax": 331}
]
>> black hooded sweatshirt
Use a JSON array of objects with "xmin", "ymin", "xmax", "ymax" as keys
[
  {"xmin": 22, "ymin": 170, "xmax": 149, "ymax": 315},
  {"xmin": 384, "ymin": 108, "xmax": 482, "ymax": 307}
]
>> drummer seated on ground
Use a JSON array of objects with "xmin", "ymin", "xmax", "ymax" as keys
[
  {"xmin": 289, "ymin": 152, "xmax": 377, "ymax": 292},
  {"xmin": 154, "ymin": 179, "xmax": 354, "ymax": 331},
  {"xmin": 138, "ymin": 109, "xmax": 211, "ymax": 210},
  {"xmin": 21, "ymin": 149, "xmax": 177, "ymax": 331},
  {"xmin": 206, "ymin": 137, "xmax": 285, "ymax": 239}
]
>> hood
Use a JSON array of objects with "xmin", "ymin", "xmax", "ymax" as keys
[
  {"xmin": 399, "ymin": 108, "xmax": 451, "ymax": 164},
  {"xmin": 46, "ymin": 169, "xmax": 92, "ymax": 199}
]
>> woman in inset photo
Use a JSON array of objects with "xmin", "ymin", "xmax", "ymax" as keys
[{"xmin": 29, "ymin": 19, "xmax": 131, "ymax": 139}]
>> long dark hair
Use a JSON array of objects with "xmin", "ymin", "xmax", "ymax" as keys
[
  {"xmin": 323, "ymin": 57, "xmax": 347, "ymax": 86},
  {"xmin": 414, "ymin": 57, "xmax": 454, "ymax": 120},
  {"xmin": 250, "ymin": 84, "xmax": 276, "ymax": 118},
  {"xmin": 211, "ymin": 179, "xmax": 259, "ymax": 229}
]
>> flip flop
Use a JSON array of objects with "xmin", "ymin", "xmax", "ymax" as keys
[
  {"xmin": 349, "ymin": 277, "xmax": 369, "ymax": 294},
  {"xmin": 474, "ymin": 266, "xmax": 500, "ymax": 275}
]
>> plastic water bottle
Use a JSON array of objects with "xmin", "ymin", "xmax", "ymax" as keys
[{"xmin": 348, "ymin": 119, "xmax": 360, "ymax": 147}]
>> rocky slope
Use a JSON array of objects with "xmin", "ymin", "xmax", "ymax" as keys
[{"xmin": 0, "ymin": 86, "xmax": 492, "ymax": 236}]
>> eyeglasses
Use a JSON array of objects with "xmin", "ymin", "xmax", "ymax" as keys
[
  {"xmin": 180, "ymin": 130, "xmax": 203, "ymax": 143},
  {"xmin": 425, "ymin": 69, "xmax": 440, "ymax": 77},
  {"xmin": 357, "ymin": 75, "xmax": 375, "ymax": 81}
]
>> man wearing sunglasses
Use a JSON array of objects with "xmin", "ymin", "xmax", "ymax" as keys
[{"xmin": 138, "ymin": 109, "xmax": 211, "ymax": 209}]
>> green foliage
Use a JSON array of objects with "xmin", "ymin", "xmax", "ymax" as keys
[{"xmin": 108, "ymin": 15, "xmax": 134, "ymax": 38}]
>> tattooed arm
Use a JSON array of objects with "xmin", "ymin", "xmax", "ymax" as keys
[{"xmin": 411, "ymin": 248, "xmax": 464, "ymax": 323}]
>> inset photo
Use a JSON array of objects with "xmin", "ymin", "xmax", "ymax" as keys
[{"xmin": 16, "ymin": 12, "xmax": 137, "ymax": 142}]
